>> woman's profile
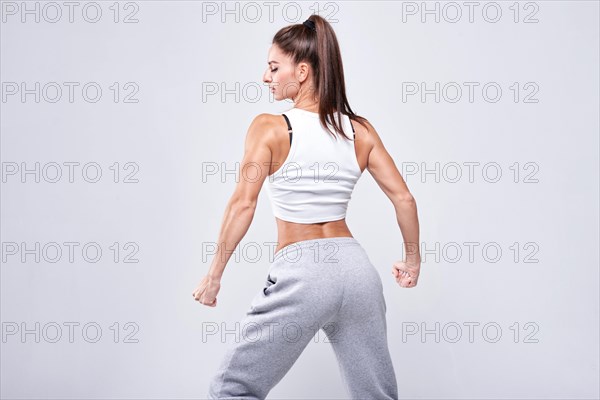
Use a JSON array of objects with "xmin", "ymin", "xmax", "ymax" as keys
[{"xmin": 192, "ymin": 14, "xmax": 421, "ymax": 400}]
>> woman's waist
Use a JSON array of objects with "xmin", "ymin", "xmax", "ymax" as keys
[
  {"xmin": 272, "ymin": 235, "xmax": 362, "ymax": 263},
  {"xmin": 274, "ymin": 219, "xmax": 352, "ymax": 250}
]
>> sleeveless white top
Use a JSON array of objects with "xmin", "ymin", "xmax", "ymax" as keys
[{"xmin": 265, "ymin": 107, "xmax": 363, "ymax": 224}]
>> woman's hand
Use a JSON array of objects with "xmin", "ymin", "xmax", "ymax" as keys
[
  {"xmin": 392, "ymin": 260, "xmax": 420, "ymax": 288},
  {"xmin": 192, "ymin": 275, "xmax": 221, "ymax": 307}
]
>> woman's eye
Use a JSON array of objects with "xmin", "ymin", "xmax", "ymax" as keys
[{"xmin": 270, "ymin": 68, "xmax": 278, "ymax": 72}]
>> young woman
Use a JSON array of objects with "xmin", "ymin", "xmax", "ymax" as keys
[{"xmin": 192, "ymin": 15, "xmax": 421, "ymax": 400}]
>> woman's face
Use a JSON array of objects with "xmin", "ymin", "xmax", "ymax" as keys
[{"xmin": 263, "ymin": 44, "xmax": 311, "ymax": 102}]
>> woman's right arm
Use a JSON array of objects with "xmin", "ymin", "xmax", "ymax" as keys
[{"xmin": 362, "ymin": 119, "xmax": 421, "ymax": 287}]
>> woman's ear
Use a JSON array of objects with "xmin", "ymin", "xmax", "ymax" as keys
[{"xmin": 296, "ymin": 62, "xmax": 310, "ymax": 83}]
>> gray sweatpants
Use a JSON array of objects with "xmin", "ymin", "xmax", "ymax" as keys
[{"xmin": 207, "ymin": 236, "xmax": 398, "ymax": 399}]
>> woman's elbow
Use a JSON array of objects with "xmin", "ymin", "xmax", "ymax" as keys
[
  {"xmin": 230, "ymin": 199, "xmax": 257, "ymax": 215},
  {"xmin": 393, "ymin": 193, "xmax": 416, "ymax": 208}
]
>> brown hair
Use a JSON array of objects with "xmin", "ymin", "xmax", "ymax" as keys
[{"xmin": 272, "ymin": 14, "xmax": 369, "ymax": 141}]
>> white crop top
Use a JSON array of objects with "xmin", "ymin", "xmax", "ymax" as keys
[{"xmin": 264, "ymin": 107, "xmax": 363, "ymax": 224}]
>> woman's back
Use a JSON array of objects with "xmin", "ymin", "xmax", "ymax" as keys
[
  {"xmin": 264, "ymin": 105, "xmax": 375, "ymax": 253},
  {"xmin": 265, "ymin": 107, "xmax": 362, "ymax": 224}
]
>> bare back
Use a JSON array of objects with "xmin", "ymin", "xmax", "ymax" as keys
[{"xmin": 266, "ymin": 113, "xmax": 376, "ymax": 253}]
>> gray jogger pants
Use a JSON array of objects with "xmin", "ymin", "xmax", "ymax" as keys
[{"xmin": 206, "ymin": 236, "xmax": 398, "ymax": 399}]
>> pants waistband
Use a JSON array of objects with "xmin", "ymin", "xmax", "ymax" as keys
[{"xmin": 273, "ymin": 236, "xmax": 361, "ymax": 262}]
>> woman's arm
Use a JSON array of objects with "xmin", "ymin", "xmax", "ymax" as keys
[
  {"xmin": 193, "ymin": 113, "xmax": 277, "ymax": 307},
  {"xmin": 206, "ymin": 114, "xmax": 276, "ymax": 281},
  {"xmin": 362, "ymin": 119, "xmax": 421, "ymax": 287}
]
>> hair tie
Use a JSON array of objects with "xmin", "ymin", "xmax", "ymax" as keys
[{"xmin": 303, "ymin": 19, "xmax": 316, "ymax": 32}]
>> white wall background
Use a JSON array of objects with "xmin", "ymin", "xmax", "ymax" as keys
[{"xmin": 1, "ymin": 1, "xmax": 598, "ymax": 399}]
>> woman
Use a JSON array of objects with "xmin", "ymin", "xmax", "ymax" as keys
[{"xmin": 192, "ymin": 15, "xmax": 421, "ymax": 400}]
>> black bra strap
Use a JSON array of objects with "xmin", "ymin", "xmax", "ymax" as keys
[{"xmin": 282, "ymin": 114, "xmax": 293, "ymax": 145}]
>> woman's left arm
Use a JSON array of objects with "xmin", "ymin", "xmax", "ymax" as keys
[{"xmin": 192, "ymin": 114, "xmax": 275, "ymax": 306}]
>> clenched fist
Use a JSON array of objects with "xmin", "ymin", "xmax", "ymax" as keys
[
  {"xmin": 392, "ymin": 260, "xmax": 420, "ymax": 288},
  {"xmin": 192, "ymin": 275, "xmax": 221, "ymax": 307}
]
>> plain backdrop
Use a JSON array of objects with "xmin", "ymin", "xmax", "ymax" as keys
[{"xmin": 1, "ymin": 1, "xmax": 598, "ymax": 399}]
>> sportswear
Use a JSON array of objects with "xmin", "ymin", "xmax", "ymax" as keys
[{"xmin": 264, "ymin": 107, "xmax": 362, "ymax": 224}]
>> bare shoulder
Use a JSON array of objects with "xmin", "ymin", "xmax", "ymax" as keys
[
  {"xmin": 246, "ymin": 113, "xmax": 286, "ymax": 140},
  {"xmin": 351, "ymin": 116, "xmax": 382, "ymax": 143},
  {"xmin": 350, "ymin": 115, "xmax": 413, "ymax": 203},
  {"xmin": 349, "ymin": 116, "xmax": 382, "ymax": 167},
  {"xmin": 248, "ymin": 113, "xmax": 281, "ymax": 132},
  {"xmin": 250, "ymin": 113, "xmax": 282, "ymax": 126}
]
